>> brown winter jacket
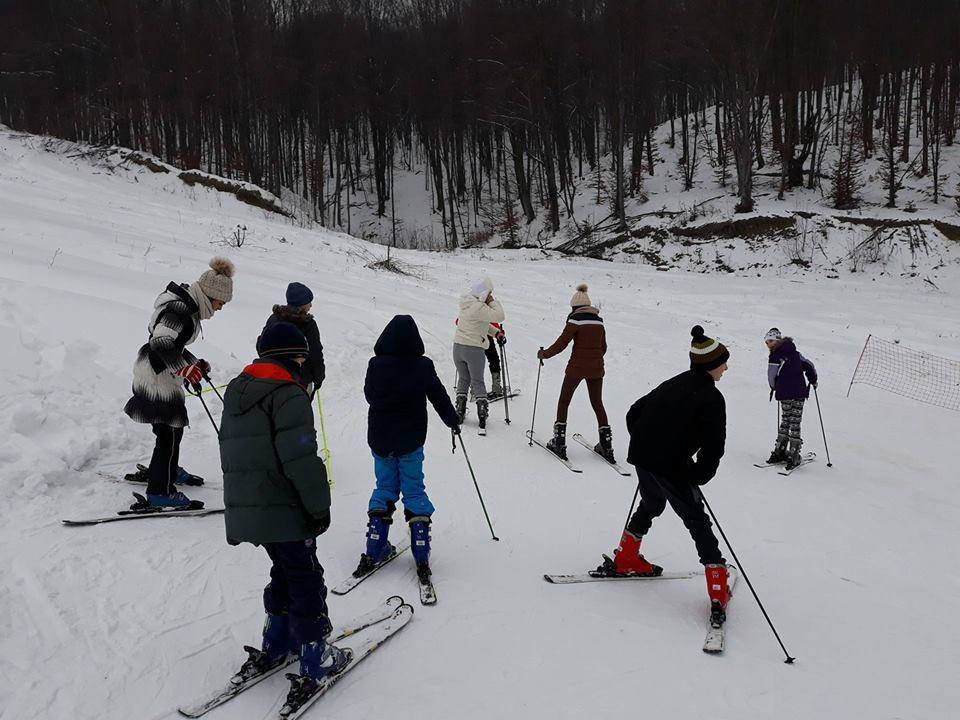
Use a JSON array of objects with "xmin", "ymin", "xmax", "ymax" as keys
[{"xmin": 540, "ymin": 306, "xmax": 606, "ymax": 379}]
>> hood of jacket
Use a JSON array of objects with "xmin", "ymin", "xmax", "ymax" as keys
[
  {"xmin": 271, "ymin": 304, "xmax": 314, "ymax": 325},
  {"xmin": 374, "ymin": 315, "xmax": 425, "ymax": 357},
  {"xmin": 225, "ymin": 360, "xmax": 302, "ymax": 415}
]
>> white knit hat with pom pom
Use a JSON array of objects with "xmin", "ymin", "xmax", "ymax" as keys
[
  {"xmin": 197, "ymin": 256, "xmax": 235, "ymax": 303},
  {"xmin": 570, "ymin": 283, "xmax": 591, "ymax": 308}
]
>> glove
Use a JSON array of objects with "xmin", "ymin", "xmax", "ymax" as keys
[
  {"xmin": 537, "ymin": 349, "xmax": 545, "ymax": 360},
  {"xmin": 496, "ymin": 331, "xmax": 506, "ymax": 346},
  {"xmin": 198, "ymin": 358, "xmax": 211, "ymax": 377},
  {"xmin": 314, "ymin": 511, "xmax": 331, "ymax": 536},
  {"xmin": 176, "ymin": 363, "xmax": 203, "ymax": 386},
  {"xmin": 452, "ymin": 424, "xmax": 461, "ymax": 435}
]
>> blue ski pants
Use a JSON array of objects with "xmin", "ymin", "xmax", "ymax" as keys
[{"xmin": 368, "ymin": 447, "xmax": 435, "ymax": 517}]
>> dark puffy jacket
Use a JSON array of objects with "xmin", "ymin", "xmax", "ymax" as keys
[
  {"xmin": 365, "ymin": 315, "xmax": 459, "ymax": 457},
  {"xmin": 768, "ymin": 338, "xmax": 817, "ymax": 401},
  {"xmin": 626, "ymin": 368, "xmax": 726, "ymax": 485},
  {"xmin": 540, "ymin": 306, "xmax": 607, "ymax": 379},
  {"xmin": 219, "ymin": 360, "xmax": 330, "ymax": 545},
  {"xmin": 260, "ymin": 306, "xmax": 325, "ymax": 390}
]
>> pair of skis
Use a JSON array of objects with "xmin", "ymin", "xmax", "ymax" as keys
[
  {"xmin": 544, "ymin": 564, "xmax": 737, "ymax": 654},
  {"xmin": 754, "ymin": 451, "xmax": 817, "ymax": 476},
  {"xmin": 331, "ymin": 538, "xmax": 436, "ymax": 607},
  {"xmin": 526, "ymin": 430, "xmax": 631, "ymax": 476},
  {"xmin": 62, "ymin": 492, "xmax": 224, "ymax": 526},
  {"xmin": 178, "ymin": 596, "xmax": 414, "ymax": 719}
]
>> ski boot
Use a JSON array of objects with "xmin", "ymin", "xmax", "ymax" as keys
[
  {"xmin": 175, "ymin": 466, "xmax": 205, "ymax": 486},
  {"xmin": 131, "ymin": 491, "xmax": 203, "ymax": 510},
  {"xmin": 353, "ymin": 510, "xmax": 394, "ymax": 577},
  {"xmin": 232, "ymin": 613, "xmax": 291, "ymax": 684},
  {"xmin": 545, "ymin": 422, "xmax": 568, "ymax": 460},
  {"xmin": 784, "ymin": 442, "xmax": 803, "ymax": 471},
  {"xmin": 124, "ymin": 464, "xmax": 149, "ymax": 483},
  {"xmin": 409, "ymin": 515, "xmax": 431, "ymax": 574},
  {"xmin": 282, "ymin": 641, "xmax": 353, "ymax": 713},
  {"xmin": 766, "ymin": 443, "xmax": 788, "ymax": 464},
  {"xmin": 488, "ymin": 372, "xmax": 504, "ymax": 400},
  {"xmin": 455, "ymin": 393, "xmax": 467, "ymax": 424},
  {"xmin": 477, "ymin": 397, "xmax": 489, "ymax": 432},
  {"xmin": 594, "ymin": 530, "xmax": 662, "ymax": 577},
  {"xmin": 594, "ymin": 425, "xmax": 615, "ymax": 463},
  {"xmin": 705, "ymin": 563, "xmax": 730, "ymax": 627}
]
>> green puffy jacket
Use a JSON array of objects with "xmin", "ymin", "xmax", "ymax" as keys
[{"xmin": 219, "ymin": 360, "xmax": 330, "ymax": 545}]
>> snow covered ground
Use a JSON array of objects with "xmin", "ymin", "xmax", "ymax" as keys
[{"xmin": 1, "ymin": 126, "xmax": 959, "ymax": 720}]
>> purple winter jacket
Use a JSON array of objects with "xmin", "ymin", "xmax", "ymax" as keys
[{"xmin": 768, "ymin": 338, "xmax": 818, "ymax": 401}]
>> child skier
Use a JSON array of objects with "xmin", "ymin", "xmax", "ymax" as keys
[
  {"xmin": 219, "ymin": 322, "xmax": 349, "ymax": 704},
  {"xmin": 122, "ymin": 256, "xmax": 235, "ymax": 507},
  {"xmin": 600, "ymin": 326, "xmax": 732, "ymax": 626},
  {"xmin": 537, "ymin": 284, "xmax": 612, "ymax": 461},
  {"xmin": 484, "ymin": 322, "xmax": 507, "ymax": 399},
  {"xmin": 453, "ymin": 278, "xmax": 505, "ymax": 430},
  {"xmin": 765, "ymin": 328, "xmax": 818, "ymax": 470},
  {"xmin": 354, "ymin": 315, "xmax": 461, "ymax": 586},
  {"xmin": 259, "ymin": 281, "xmax": 326, "ymax": 397}
]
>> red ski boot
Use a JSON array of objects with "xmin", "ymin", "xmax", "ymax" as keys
[
  {"xmin": 594, "ymin": 530, "xmax": 663, "ymax": 577},
  {"xmin": 705, "ymin": 563, "xmax": 730, "ymax": 625}
]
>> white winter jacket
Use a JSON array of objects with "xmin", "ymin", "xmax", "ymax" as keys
[{"xmin": 454, "ymin": 296, "xmax": 505, "ymax": 348}]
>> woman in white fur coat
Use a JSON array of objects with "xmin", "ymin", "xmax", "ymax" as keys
[
  {"xmin": 452, "ymin": 277, "xmax": 505, "ymax": 430},
  {"xmin": 123, "ymin": 257, "xmax": 235, "ymax": 508}
]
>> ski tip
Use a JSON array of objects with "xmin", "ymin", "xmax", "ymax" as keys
[{"xmin": 542, "ymin": 574, "xmax": 555, "ymax": 583}]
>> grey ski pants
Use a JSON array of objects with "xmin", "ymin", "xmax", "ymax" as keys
[{"xmin": 453, "ymin": 343, "xmax": 488, "ymax": 400}]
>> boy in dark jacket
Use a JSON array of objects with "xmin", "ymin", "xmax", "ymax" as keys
[
  {"xmin": 219, "ymin": 322, "xmax": 349, "ymax": 702},
  {"xmin": 258, "ymin": 282, "xmax": 325, "ymax": 395},
  {"xmin": 353, "ymin": 315, "xmax": 460, "ymax": 585},
  {"xmin": 600, "ymin": 326, "xmax": 732, "ymax": 623},
  {"xmin": 765, "ymin": 328, "xmax": 818, "ymax": 470}
]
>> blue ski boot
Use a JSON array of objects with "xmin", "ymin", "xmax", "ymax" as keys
[
  {"xmin": 144, "ymin": 491, "xmax": 202, "ymax": 509},
  {"xmin": 409, "ymin": 515, "xmax": 432, "ymax": 581},
  {"xmin": 175, "ymin": 466, "xmax": 205, "ymax": 486},
  {"xmin": 352, "ymin": 511, "xmax": 394, "ymax": 577},
  {"xmin": 233, "ymin": 613, "xmax": 291, "ymax": 683},
  {"xmin": 282, "ymin": 641, "xmax": 353, "ymax": 712}
]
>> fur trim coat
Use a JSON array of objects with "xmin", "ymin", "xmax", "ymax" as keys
[{"xmin": 123, "ymin": 282, "xmax": 204, "ymax": 427}]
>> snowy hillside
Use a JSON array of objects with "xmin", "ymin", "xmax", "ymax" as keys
[{"xmin": 2, "ymin": 126, "xmax": 959, "ymax": 720}]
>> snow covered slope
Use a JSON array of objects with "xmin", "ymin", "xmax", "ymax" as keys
[{"xmin": 1, "ymin": 126, "xmax": 959, "ymax": 720}]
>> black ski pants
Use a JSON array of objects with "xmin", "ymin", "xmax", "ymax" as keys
[
  {"xmin": 147, "ymin": 423, "xmax": 183, "ymax": 495},
  {"xmin": 484, "ymin": 337, "xmax": 501, "ymax": 374},
  {"xmin": 626, "ymin": 465, "xmax": 724, "ymax": 565},
  {"xmin": 263, "ymin": 538, "xmax": 332, "ymax": 646}
]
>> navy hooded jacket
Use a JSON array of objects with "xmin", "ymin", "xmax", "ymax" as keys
[
  {"xmin": 768, "ymin": 338, "xmax": 818, "ymax": 401},
  {"xmin": 365, "ymin": 315, "xmax": 460, "ymax": 457}
]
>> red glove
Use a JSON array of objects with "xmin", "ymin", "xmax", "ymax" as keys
[{"xmin": 176, "ymin": 363, "xmax": 203, "ymax": 386}]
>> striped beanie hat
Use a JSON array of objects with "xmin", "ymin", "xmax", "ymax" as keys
[
  {"xmin": 258, "ymin": 321, "xmax": 309, "ymax": 361},
  {"xmin": 689, "ymin": 325, "xmax": 729, "ymax": 371}
]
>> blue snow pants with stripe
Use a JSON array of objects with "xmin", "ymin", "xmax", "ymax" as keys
[{"xmin": 367, "ymin": 446, "xmax": 434, "ymax": 517}]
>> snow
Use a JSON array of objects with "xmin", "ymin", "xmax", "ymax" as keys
[{"xmin": 1, "ymin": 125, "xmax": 959, "ymax": 720}]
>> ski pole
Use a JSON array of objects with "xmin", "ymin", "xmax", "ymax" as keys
[
  {"xmin": 316, "ymin": 392, "xmax": 333, "ymax": 486},
  {"xmin": 696, "ymin": 486, "xmax": 796, "ymax": 664},
  {"xmin": 203, "ymin": 374, "xmax": 224, "ymax": 403},
  {"xmin": 528, "ymin": 349, "xmax": 543, "ymax": 446},
  {"xmin": 455, "ymin": 433, "xmax": 499, "ymax": 541},
  {"xmin": 186, "ymin": 381, "xmax": 220, "ymax": 437},
  {"xmin": 623, "ymin": 480, "xmax": 641, "ymax": 531},
  {"xmin": 812, "ymin": 385, "xmax": 832, "ymax": 467},
  {"xmin": 499, "ymin": 343, "xmax": 511, "ymax": 425}
]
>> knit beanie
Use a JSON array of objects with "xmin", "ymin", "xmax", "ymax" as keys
[
  {"xmin": 470, "ymin": 277, "xmax": 493, "ymax": 301},
  {"xmin": 764, "ymin": 327, "xmax": 782, "ymax": 342},
  {"xmin": 258, "ymin": 321, "xmax": 309, "ymax": 360},
  {"xmin": 286, "ymin": 282, "xmax": 313, "ymax": 307},
  {"xmin": 689, "ymin": 325, "xmax": 729, "ymax": 371},
  {"xmin": 197, "ymin": 257, "xmax": 235, "ymax": 303},
  {"xmin": 570, "ymin": 283, "xmax": 591, "ymax": 308}
]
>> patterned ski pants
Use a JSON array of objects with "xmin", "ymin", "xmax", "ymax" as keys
[{"xmin": 777, "ymin": 399, "xmax": 805, "ymax": 451}]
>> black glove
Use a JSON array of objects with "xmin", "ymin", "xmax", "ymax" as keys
[
  {"xmin": 452, "ymin": 423, "xmax": 461, "ymax": 435},
  {"xmin": 314, "ymin": 511, "xmax": 331, "ymax": 536},
  {"xmin": 198, "ymin": 358, "xmax": 212, "ymax": 377},
  {"xmin": 496, "ymin": 332, "xmax": 506, "ymax": 346}
]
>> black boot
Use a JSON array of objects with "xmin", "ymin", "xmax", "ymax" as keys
[
  {"xmin": 545, "ymin": 422, "xmax": 567, "ymax": 460},
  {"xmin": 477, "ymin": 398, "xmax": 489, "ymax": 430},
  {"xmin": 455, "ymin": 394, "xmax": 467, "ymax": 424},
  {"xmin": 594, "ymin": 425, "xmax": 615, "ymax": 463},
  {"xmin": 767, "ymin": 443, "xmax": 788, "ymax": 464}
]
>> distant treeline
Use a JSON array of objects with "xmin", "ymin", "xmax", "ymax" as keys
[{"xmin": 2, "ymin": 0, "xmax": 959, "ymax": 246}]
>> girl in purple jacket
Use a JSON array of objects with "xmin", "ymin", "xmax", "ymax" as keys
[{"xmin": 765, "ymin": 328, "xmax": 818, "ymax": 469}]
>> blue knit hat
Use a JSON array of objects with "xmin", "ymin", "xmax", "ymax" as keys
[
  {"xmin": 258, "ymin": 322, "xmax": 309, "ymax": 360},
  {"xmin": 286, "ymin": 282, "xmax": 313, "ymax": 307}
]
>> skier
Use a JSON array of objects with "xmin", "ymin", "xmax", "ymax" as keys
[
  {"xmin": 218, "ymin": 321, "xmax": 349, "ymax": 702},
  {"xmin": 258, "ymin": 281, "xmax": 326, "ymax": 397},
  {"xmin": 484, "ymin": 322, "xmax": 507, "ymax": 399},
  {"xmin": 354, "ymin": 315, "xmax": 461, "ymax": 587},
  {"xmin": 764, "ymin": 328, "xmax": 818, "ymax": 470},
  {"xmin": 122, "ymin": 256, "xmax": 235, "ymax": 507},
  {"xmin": 453, "ymin": 278, "xmax": 505, "ymax": 431},
  {"xmin": 537, "ymin": 284, "xmax": 612, "ymax": 461},
  {"xmin": 600, "ymin": 325, "xmax": 732, "ymax": 625}
]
